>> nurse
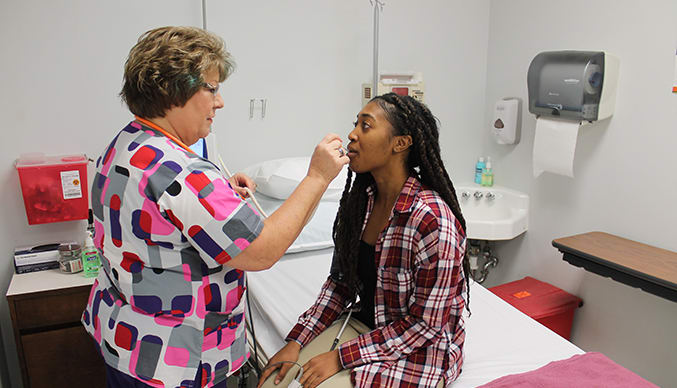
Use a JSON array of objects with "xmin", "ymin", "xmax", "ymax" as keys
[{"xmin": 81, "ymin": 26, "xmax": 348, "ymax": 388}]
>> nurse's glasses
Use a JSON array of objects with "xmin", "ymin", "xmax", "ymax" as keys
[{"xmin": 202, "ymin": 82, "xmax": 220, "ymax": 96}]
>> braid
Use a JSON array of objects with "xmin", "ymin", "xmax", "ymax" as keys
[
  {"xmin": 373, "ymin": 93, "xmax": 471, "ymax": 311},
  {"xmin": 332, "ymin": 169, "xmax": 373, "ymax": 297}
]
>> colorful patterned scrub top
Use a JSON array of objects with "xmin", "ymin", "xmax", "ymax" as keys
[{"xmin": 82, "ymin": 120, "xmax": 263, "ymax": 387}]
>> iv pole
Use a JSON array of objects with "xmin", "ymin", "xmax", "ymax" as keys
[
  {"xmin": 371, "ymin": 0, "xmax": 384, "ymax": 97},
  {"xmin": 202, "ymin": 0, "xmax": 207, "ymax": 29}
]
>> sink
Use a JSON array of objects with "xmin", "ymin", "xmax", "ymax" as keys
[{"xmin": 455, "ymin": 183, "xmax": 529, "ymax": 240}]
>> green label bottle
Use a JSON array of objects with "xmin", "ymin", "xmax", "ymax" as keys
[
  {"xmin": 481, "ymin": 160, "xmax": 494, "ymax": 187},
  {"xmin": 81, "ymin": 232, "xmax": 100, "ymax": 278}
]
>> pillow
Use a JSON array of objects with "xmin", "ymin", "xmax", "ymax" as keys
[
  {"xmin": 247, "ymin": 192, "xmax": 339, "ymax": 253},
  {"xmin": 242, "ymin": 157, "xmax": 348, "ymax": 201}
]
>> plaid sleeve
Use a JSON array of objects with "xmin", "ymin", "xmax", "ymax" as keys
[
  {"xmin": 286, "ymin": 276, "xmax": 352, "ymax": 347},
  {"xmin": 339, "ymin": 211, "xmax": 465, "ymax": 368}
]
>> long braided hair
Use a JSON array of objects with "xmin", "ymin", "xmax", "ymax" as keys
[{"xmin": 332, "ymin": 93, "xmax": 471, "ymax": 311}]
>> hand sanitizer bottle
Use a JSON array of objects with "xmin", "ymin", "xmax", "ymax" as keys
[
  {"xmin": 481, "ymin": 159, "xmax": 494, "ymax": 187},
  {"xmin": 475, "ymin": 157, "xmax": 485, "ymax": 184},
  {"xmin": 81, "ymin": 231, "xmax": 100, "ymax": 278}
]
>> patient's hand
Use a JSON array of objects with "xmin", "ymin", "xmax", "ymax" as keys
[
  {"xmin": 257, "ymin": 341, "xmax": 301, "ymax": 387},
  {"xmin": 298, "ymin": 350, "xmax": 342, "ymax": 388}
]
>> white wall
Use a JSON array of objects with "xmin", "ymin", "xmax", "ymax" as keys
[
  {"xmin": 205, "ymin": 0, "xmax": 489, "ymax": 176},
  {"xmin": 0, "ymin": 1, "xmax": 489, "ymax": 386},
  {"xmin": 481, "ymin": 1, "xmax": 677, "ymax": 387}
]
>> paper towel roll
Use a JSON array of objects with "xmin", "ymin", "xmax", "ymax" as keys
[{"xmin": 533, "ymin": 117, "xmax": 586, "ymax": 178}]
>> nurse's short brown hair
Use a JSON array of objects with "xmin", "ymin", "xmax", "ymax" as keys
[{"xmin": 121, "ymin": 26, "xmax": 234, "ymax": 118}]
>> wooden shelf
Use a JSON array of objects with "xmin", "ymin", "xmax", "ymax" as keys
[{"xmin": 552, "ymin": 232, "xmax": 677, "ymax": 302}]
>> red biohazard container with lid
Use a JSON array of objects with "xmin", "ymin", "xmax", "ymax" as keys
[
  {"xmin": 489, "ymin": 276, "xmax": 583, "ymax": 340},
  {"xmin": 15, "ymin": 154, "xmax": 89, "ymax": 225}
]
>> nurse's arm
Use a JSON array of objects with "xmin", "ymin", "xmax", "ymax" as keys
[{"xmin": 225, "ymin": 135, "xmax": 347, "ymax": 271}]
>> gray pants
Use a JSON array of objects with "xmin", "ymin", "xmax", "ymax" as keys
[{"xmin": 259, "ymin": 317, "xmax": 444, "ymax": 387}]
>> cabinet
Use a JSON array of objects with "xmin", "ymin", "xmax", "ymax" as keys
[{"xmin": 6, "ymin": 271, "xmax": 105, "ymax": 388}]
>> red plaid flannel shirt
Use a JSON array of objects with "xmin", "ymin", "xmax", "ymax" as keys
[{"xmin": 287, "ymin": 176, "xmax": 467, "ymax": 387}]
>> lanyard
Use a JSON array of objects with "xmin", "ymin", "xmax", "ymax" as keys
[
  {"xmin": 134, "ymin": 119, "xmax": 265, "ymax": 212},
  {"xmin": 135, "ymin": 116, "xmax": 195, "ymax": 155}
]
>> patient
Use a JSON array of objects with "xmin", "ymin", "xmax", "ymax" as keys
[{"xmin": 258, "ymin": 93, "xmax": 470, "ymax": 388}]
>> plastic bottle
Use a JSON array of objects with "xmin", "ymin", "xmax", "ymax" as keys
[
  {"xmin": 87, "ymin": 209, "xmax": 95, "ymax": 236},
  {"xmin": 474, "ymin": 157, "xmax": 485, "ymax": 184},
  {"xmin": 81, "ymin": 231, "xmax": 100, "ymax": 278},
  {"xmin": 481, "ymin": 159, "xmax": 494, "ymax": 187}
]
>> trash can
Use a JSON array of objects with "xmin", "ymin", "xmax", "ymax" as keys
[{"xmin": 488, "ymin": 276, "xmax": 583, "ymax": 340}]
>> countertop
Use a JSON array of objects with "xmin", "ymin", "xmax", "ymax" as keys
[
  {"xmin": 6, "ymin": 269, "xmax": 95, "ymax": 297},
  {"xmin": 553, "ymin": 231, "xmax": 677, "ymax": 302}
]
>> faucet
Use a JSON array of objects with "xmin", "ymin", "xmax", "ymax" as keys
[
  {"xmin": 485, "ymin": 192, "xmax": 495, "ymax": 201},
  {"xmin": 461, "ymin": 191, "xmax": 470, "ymax": 200},
  {"xmin": 469, "ymin": 239, "xmax": 499, "ymax": 284},
  {"xmin": 473, "ymin": 191, "xmax": 483, "ymax": 199}
]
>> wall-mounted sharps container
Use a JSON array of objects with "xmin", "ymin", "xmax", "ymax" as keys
[{"xmin": 15, "ymin": 154, "xmax": 89, "ymax": 225}]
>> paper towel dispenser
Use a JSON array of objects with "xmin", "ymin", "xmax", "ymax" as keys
[{"xmin": 527, "ymin": 51, "xmax": 619, "ymax": 122}]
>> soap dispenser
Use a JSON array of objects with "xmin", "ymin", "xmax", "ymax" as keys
[
  {"xmin": 475, "ymin": 157, "xmax": 485, "ymax": 184},
  {"xmin": 492, "ymin": 98, "xmax": 521, "ymax": 145},
  {"xmin": 481, "ymin": 159, "xmax": 494, "ymax": 187}
]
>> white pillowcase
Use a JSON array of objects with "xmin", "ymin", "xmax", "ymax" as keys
[
  {"xmin": 242, "ymin": 157, "xmax": 348, "ymax": 201},
  {"xmin": 247, "ymin": 193, "xmax": 339, "ymax": 253}
]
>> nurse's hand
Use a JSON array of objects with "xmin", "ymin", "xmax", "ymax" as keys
[
  {"xmin": 257, "ymin": 341, "xmax": 301, "ymax": 387},
  {"xmin": 228, "ymin": 172, "xmax": 256, "ymax": 198},
  {"xmin": 307, "ymin": 133, "xmax": 349, "ymax": 186},
  {"xmin": 299, "ymin": 350, "xmax": 342, "ymax": 388}
]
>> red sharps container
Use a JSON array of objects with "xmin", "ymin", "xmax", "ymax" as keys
[{"xmin": 15, "ymin": 154, "xmax": 89, "ymax": 225}]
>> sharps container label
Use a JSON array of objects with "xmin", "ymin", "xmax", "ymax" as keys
[{"xmin": 60, "ymin": 170, "xmax": 83, "ymax": 199}]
